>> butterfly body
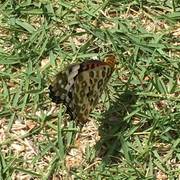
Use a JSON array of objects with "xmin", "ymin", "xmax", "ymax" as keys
[{"xmin": 49, "ymin": 55, "xmax": 116, "ymax": 124}]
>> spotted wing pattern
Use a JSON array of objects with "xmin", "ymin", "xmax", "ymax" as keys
[{"xmin": 49, "ymin": 55, "xmax": 116, "ymax": 124}]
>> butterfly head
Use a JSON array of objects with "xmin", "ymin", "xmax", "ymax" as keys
[{"xmin": 104, "ymin": 54, "xmax": 116, "ymax": 69}]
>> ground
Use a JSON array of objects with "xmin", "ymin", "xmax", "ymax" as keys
[{"xmin": 0, "ymin": 0, "xmax": 180, "ymax": 179}]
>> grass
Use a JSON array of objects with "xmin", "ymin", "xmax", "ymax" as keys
[{"xmin": 0, "ymin": 0, "xmax": 180, "ymax": 179}]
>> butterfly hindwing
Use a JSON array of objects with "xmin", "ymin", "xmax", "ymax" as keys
[{"xmin": 49, "ymin": 64, "xmax": 80, "ymax": 106}]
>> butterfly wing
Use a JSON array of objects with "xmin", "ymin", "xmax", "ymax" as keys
[
  {"xmin": 49, "ymin": 63, "xmax": 81, "ymax": 118},
  {"xmin": 49, "ymin": 55, "xmax": 116, "ymax": 123},
  {"xmin": 71, "ymin": 60, "xmax": 114, "ymax": 123}
]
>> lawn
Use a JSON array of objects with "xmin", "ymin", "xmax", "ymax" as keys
[{"xmin": 0, "ymin": 0, "xmax": 180, "ymax": 179}]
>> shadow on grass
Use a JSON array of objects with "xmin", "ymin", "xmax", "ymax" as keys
[{"xmin": 95, "ymin": 90, "xmax": 138, "ymax": 164}]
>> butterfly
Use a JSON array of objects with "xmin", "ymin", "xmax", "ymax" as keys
[{"xmin": 49, "ymin": 55, "xmax": 116, "ymax": 124}]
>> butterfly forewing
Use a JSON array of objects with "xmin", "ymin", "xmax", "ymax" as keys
[{"xmin": 72, "ymin": 63, "xmax": 113, "ymax": 123}]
